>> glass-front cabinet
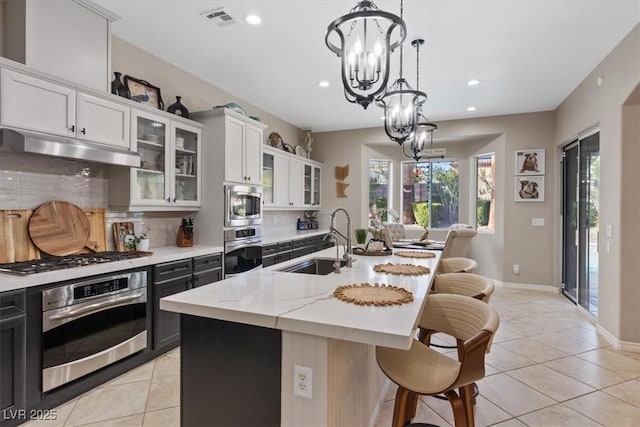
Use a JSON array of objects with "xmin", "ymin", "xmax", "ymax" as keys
[
  {"xmin": 263, "ymin": 150, "xmax": 274, "ymax": 206},
  {"xmin": 312, "ymin": 165, "xmax": 321, "ymax": 206},
  {"xmin": 110, "ymin": 109, "xmax": 202, "ymax": 210},
  {"xmin": 303, "ymin": 164, "xmax": 322, "ymax": 207},
  {"xmin": 262, "ymin": 146, "xmax": 322, "ymax": 210}
]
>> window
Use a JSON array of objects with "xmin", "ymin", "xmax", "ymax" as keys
[
  {"xmin": 400, "ymin": 160, "xmax": 459, "ymax": 229},
  {"xmin": 369, "ymin": 160, "xmax": 391, "ymax": 225},
  {"xmin": 476, "ymin": 153, "xmax": 495, "ymax": 233}
]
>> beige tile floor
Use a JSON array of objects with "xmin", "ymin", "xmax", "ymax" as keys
[{"xmin": 26, "ymin": 287, "xmax": 640, "ymax": 426}]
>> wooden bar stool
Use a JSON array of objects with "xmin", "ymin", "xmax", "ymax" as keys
[{"xmin": 376, "ymin": 294, "xmax": 499, "ymax": 427}]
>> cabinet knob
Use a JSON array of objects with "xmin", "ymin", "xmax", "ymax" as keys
[
  {"xmin": 172, "ymin": 197, "xmax": 176, "ymax": 203},
  {"xmin": 81, "ymin": 127, "xmax": 86, "ymax": 135},
  {"xmin": 166, "ymin": 197, "xmax": 171, "ymax": 202},
  {"xmin": 70, "ymin": 125, "xmax": 75, "ymax": 133}
]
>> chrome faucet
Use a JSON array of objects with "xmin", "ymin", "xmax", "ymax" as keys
[
  {"xmin": 323, "ymin": 231, "xmax": 341, "ymax": 273},
  {"xmin": 329, "ymin": 208, "xmax": 353, "ymax": 271}
]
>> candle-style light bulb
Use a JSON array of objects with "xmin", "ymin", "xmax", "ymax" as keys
[
  {"xmin": 373, "ymin": 39, "xmax": 383, "ymax": 57},
  {"xmin": 353, "ymin": 36, "xmax": 363, "ymax": 55}
]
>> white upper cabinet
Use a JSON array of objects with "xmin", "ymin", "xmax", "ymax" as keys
[
  {"xmin": 262, "ymin": 146, "xmax": 322, "ymax": 210},
  {"xmin": 109, "ymin": 109, "xmax": 202, "ymax": 211},
  {"xmin": 244, "ymin": 123, "xmax": 263, "ymax": 185},
  {"xmin": 194, "ymin": 108, "xmax": 267, "ymax": 186},
  {"xmin": 0, "ymin": 68, "xmax": 76, "ymax": 137},
  {"xmin": 76, "ymin": 92, "xmax": 130, "ymax": 149},
  {"xmin": 2, "ymin": 0, "xmax": 118, "ymax": 92},
  {"xmin": 224, "ymin": 115, "xmax": 247, "ymax": 184},
  {"xmin": 0, "ymin": 68, "xmax": 131, "ymax": 149}
]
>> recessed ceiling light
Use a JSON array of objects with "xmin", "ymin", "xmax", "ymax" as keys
[
  {"xmin": 467, "ymin": 106, "xmax": 477, "ymax": 112},
  {"xmin": 318, "ymin": 81, "xmax": 330, "ymax": 88},
  {"xmin": 245, "ymin": 14, "xmax": 262, "ymax": 25},
  {"xmin": 467, "ymin": 79, "xmax": 480, "ymax": 86}
]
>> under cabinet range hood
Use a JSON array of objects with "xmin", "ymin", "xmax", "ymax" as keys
[{"xmin": 0, "ymin": 128, "xmax": 141, "ymax": 167}]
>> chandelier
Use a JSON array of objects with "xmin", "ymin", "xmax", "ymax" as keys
[
  {"xmin": 403, "ymin": 39, "xmax": 438, "ymax": 161},
  {"xmin": 325, "ymin": 1, "xmax": 406, "ymax": 109},
  {"xmin": 378, "ymin": 2, "xmax": 426, "ymax": 145}
]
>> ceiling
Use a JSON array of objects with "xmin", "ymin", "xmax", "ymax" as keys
[{"xmin": 96, "ymin": 0, "xmax": 640, "ymax": 133}]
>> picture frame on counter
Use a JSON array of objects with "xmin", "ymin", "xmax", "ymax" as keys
[{"xmin": 124, "ymin": 75, "xmax": 165, "ymax": 110}]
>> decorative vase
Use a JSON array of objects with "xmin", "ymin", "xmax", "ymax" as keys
[
  {"xmin": 111, "ymin": 72, "xmax": 129, "ymax": 98},
  {"xmin": 136, "ymin": 238, "xmax": 150, "ymax": 251},
  {"xmin": 167, "ymin": 96, "xmax": 190, "ymax": 118}
]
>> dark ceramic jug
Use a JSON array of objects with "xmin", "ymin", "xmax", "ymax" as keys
[
  {"xmin": 167, "ymin": 96, "xmax": 190, "ymax": 118},
  {"xmin": 111, "ymin": 72, "xmax": 129, "ymax": 98}
]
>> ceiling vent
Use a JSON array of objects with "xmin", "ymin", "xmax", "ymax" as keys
[{"xmin": 202, "ymin": 7, "xmax": 236, "ymax": 27}]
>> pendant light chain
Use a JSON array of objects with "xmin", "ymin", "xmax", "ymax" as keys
[{"xmin": 398, "ymin": 0, "xmax": 404, "ymax": 80}]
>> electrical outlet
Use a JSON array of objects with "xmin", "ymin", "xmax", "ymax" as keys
[
  {"xmin": 293, "ymin": 365, "xmax": 312, "ymax": 399},
  {"xmin": 513, "ymin": 264, "xmax": 520, "ymax": 275}
]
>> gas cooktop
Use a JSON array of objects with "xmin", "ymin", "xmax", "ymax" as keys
[{"xmin": 0, "ymin": 252, "xmax": 147, "ymax": 275}]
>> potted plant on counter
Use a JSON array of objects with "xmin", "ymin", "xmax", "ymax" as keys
[{"xmin": 135, "ymin": 227, "xmax": 150, "ymax": 251}]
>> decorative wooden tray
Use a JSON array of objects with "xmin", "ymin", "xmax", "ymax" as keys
[
  {"xmin": 334, "ymin": 283, "xmax": 414, "ymax": 306},
  {"xmin": 373, "ymin": 263, "xmax": 430, "ymax": 275},
  {"xmin": 353, "ymin": 247, "xmax": 393, "ymax": 256},
  {"xmin": 394, "ymin": 251, "xmax": 437, "ymax": 259}
]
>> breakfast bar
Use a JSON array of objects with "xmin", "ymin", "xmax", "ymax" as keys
[{"xmin": 161, "ymin": 247, "xmax": 441, "ymax": 427}]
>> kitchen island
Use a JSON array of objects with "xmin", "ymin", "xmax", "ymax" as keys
[{"xmin": 161, "ymin": 247, "xmax": 441, "ymax": 427}]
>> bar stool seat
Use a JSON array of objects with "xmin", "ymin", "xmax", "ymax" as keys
[
  {"xmin": 432, "ymin": 273, "xmax": 495, "ymax": 302},
  {"xmin": 438, "ymin": 257, "xmax": 478, "ymax": 274}
]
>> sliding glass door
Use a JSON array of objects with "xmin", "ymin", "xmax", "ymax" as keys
[{"xmin": 562, "ymin": 130, "xmax": 600, "ymax": 316}]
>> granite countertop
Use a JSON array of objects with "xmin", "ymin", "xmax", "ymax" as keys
[
  {"xmin": 0, "ymin": 245, "xmax": 224, "ymax": 292},
  {"xmin": 261, "ymin": 228, "xmax": 330, "ymax": 245},
  {"xmin": 161, "ymin": 247, "xmax": 441, "ymax": 350}
]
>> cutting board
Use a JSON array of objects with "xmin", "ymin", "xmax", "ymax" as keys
[
  {"xmin": 77, "ymin": 209, "xmax": 107, "ymax": 253},
  {"xmin": 0, "ymin": 210, "xmax": 41, "ymax": 263},
  {"xmin": 29, "ymin": 201, "xmax": 90, "ymax": 256}
]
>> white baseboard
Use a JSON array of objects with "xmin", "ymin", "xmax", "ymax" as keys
[
  {"xmin": 494, "ymin": 280, "xmax": 559, "ymax": 293},
  {"xmin": 596, "ymin": 324, "xmax": 640, "ymax": 353}
]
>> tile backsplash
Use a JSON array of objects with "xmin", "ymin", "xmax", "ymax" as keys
[
  {"xmin": 0, "ymin": 152, "xmax": 109, "ymax": 209},
  {"xmin": 1, "ymin": 152, "xmax": 195, "ymax": 251}
]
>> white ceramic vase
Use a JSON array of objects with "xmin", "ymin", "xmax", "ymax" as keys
[{"xmin": 136, "ymin": 238, "xmax": 150, "ymax": 251}]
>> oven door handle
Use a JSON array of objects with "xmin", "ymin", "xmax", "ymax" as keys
[{"xmin": 48, "ymin": 292, "xmax": 145, "ymax": 321}]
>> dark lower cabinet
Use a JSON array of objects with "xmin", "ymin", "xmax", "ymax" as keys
[
  {"xmin": 1, "ymin": 290, "xmax": 26, "ymax": 426},
  {"xmin": 153, "ymin": 259, "xmax": 193, "ymax": 350},
  {"xmin": 192, "ymin": 254, "xmax": 222, "ymax": 288}
]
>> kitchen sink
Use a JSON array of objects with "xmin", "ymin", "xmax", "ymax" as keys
[{"xmin": 276, "ymin": 258, "xmax": 354, "ymax": 275}]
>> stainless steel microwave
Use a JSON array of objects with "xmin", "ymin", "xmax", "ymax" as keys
[{"xmin": 225, "ymin": 185, "xmax": 262, "ymax": 227}]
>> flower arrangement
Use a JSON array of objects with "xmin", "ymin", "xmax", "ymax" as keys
[{"xmin": 134, "ymin": 226, "xmax": 150, "ymax": 243}]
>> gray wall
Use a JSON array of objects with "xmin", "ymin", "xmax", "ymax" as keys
[
  {"xmin": 555, "ymin": 24, "xmax": 640, "ymax": 344},
  {"xmin": 313, "ymin": 111, "xmax": 556, "ymax": 286}
]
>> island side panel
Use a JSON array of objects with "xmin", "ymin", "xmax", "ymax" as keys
[
  {"xmin": 181, "ymin": 315, "xmax": 282, "ymax": 427},
  {"xmin": 281, "ymin": 331, "xmax": 387, "ymax": 427}
]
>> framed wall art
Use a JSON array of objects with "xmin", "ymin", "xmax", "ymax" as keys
[
  {"xmin": 515, "ymin": 176, "xmax": 544, "ymax": 202},
  {"xmin": 515, "ymin": 149, "xmax": 545, "ymax": 175},
  {"xmin": 123, "ymin": 75, "xmax": 164, "ymax": 110}
]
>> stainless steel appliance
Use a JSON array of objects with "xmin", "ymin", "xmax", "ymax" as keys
[
  {"xmin": 225, "ymin": 184, "xmax": 262, "ymax": 227},
  {"xmin": 224, "ymin": 227, "xmax": 262, "ymax": 278},
  {"xmin": 0, "ymin": 251, "xmax": 147, "ymax": 275},
  {"xmin": 41, "ymin": 270, "xmax": 148, "ymax": 392}
]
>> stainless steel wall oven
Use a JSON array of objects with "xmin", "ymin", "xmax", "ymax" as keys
[
  {"xmin": 41, "ymin": 270, "xmax": 148, "ymax": 392},
  {"xmin": 224, "ymin": 227, "xmax": 262, "ymax": 278},
  {"xmin": 225, "ymin": 185, "xmax": 262, "ymax": 227}
]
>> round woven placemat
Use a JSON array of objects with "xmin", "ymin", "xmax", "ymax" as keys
[
  {"xmin": 334, "ymin": 283, "xmax": 414, "ymax": 306},
  {"xmin": 395, "ymin": 251, "xmax": 437, "ymax": 259},
  {"xmin": 373, "ymin": 263, "xmax": 430, "ymax": 275}
]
